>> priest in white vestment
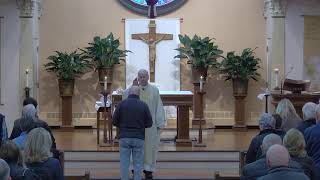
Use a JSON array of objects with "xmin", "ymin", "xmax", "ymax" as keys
[{"xmin": 124, "ymin": 69, "xmax": 165, "ymax": 179}]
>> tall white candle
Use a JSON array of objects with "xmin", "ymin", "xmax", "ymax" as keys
[
  {"xmin": 200, "ymin": 76, "xmax": 203, "ymax": 92},
  {"xmin": 26, "ymin": 69, "xmax": 29, "ymax": 88},
  {"xmin": 104, "ymin": 76, "xmax": 108, "ymax": 92}
]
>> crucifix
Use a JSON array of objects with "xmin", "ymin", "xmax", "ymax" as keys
[{"xmin": 131, "ymin": 20, "xmax": 173, "ymax": 82}]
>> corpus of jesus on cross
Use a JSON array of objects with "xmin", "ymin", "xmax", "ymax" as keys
[{"xmin": 131, "ymin": 20, "xmax": 173, "ymax": 82}]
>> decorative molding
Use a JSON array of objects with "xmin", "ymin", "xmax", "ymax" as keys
[
  {"xmin": 302, "ymin": 0, "xmax": 320, "ymax": 15},
  {"xmin": 264, "ymin": 0, "xmax": 287, "ymax": 18},
  {"xmin": 16, "ymin": 0, "xmax": 42, "ymax": 18}
]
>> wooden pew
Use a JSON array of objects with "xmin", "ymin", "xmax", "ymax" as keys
[
  {"xmin": 65, "ymin": 171, "xmax": 90, "ymax": 180},
  {"xmin": 239, "ymin": 151, "xmax": 247, "ymax": 174},
  {"xmin": 58, "ymin": 150, "xmax": 65, "ymax": 174},
  {"xmin": 214, "ymin": 171, "xmax": 240, "ymax": 180}
]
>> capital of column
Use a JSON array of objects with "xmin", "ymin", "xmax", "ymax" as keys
[
  {"xmin": 17, "ymin": 0, "xmax": 42, "ymax": 17},
  {"xmin": 264, "ymin": 0, "xmax": 287, "ymax": 18}
]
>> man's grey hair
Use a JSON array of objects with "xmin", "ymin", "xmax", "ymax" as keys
[
  {"xmin": 138, "ymin": 69, "xmax": 149, "ymax": 76},
  {"xmin": 266, "ymin": 144, "xmax": 290, "ymax": 168},
  {"xmin": 259, "ymin": 113, "xmax": 276, "ymax": 130},
  {"xmin": 129, "ymin": 86, "xmax": 140, "ymax": 96},
  {"xmin": 0, "ymin": 159, "xmax": 10, "ymax": 180},
  {"xmin": 302, "ymin": 102, "xmax": 317, "ymax": 120},
  {"xmin": 315, "ymin": 104, "xmax": 320, "ymax": 122},
  {"xmin": 22, "ymin": 104, "xmax": 37, "ymax": 121},
  {"xmin": 261, "ymin": 133, "xmax": 282, "ymax": 154}
]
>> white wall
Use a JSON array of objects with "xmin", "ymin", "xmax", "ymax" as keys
[
  {"xmin": 285, "ymin": 0, "xmax": 320, "ymax": 80},
  {"xmin": 0, "ymin": 0, "xmax": 21, "ymax": 134}
]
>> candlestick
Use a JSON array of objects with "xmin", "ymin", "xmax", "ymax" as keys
[
  {"xmin": 274, "ymin": 68, "xmax": 279, "ymax": 89},
  {"xmin": 104, "ymin": 76, "xmax": 107, "ymax": 92},
  {"xmin": 25, "ymin": 69, "xmax": 29, "ymax": 88},
  {"xmin": 200, "ymin": 76, "xmax": 203, "ymax": 92}
]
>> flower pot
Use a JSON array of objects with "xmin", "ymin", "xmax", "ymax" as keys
[
  {"xmin": 191, "ymin": 67, "xmax": 208, "ymax": 83},
  {"xmin": 58, "ymin": 79, "xmax": 75, "ymax": 97},
  {"xmin": 98, "ymin": 67, "xmax": 113, "ymax": 83},
  {"xmin": 232, "ymin": 79, "xmax": 248, "ymax": 97}
]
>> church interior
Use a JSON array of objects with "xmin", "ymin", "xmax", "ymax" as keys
[{"xmin": 1, "ymin": 0, "xmax": 320, "ymax": 179}]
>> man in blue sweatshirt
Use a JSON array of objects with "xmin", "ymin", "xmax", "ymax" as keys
[{"xmin": 113, "ymin": 86, "xmax": 153, "ymax": 180}]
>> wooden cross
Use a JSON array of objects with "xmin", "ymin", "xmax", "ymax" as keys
[{"xmin": 131, "ymin": 20, "xmax": 173, "ymax": 82}]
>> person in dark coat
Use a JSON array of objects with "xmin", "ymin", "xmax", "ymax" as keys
[
  {"xmin": 113, "ymin": 86, "xmax": 153, "ymax": 180},
  {"xmin": 242, "ymin": 134, "xmax": 283, "ymax": 180},
  {"xmin": 304, "ymin": 104, "xmax": 320, "ymax": 180},
  {"xmin": 257, "ymin": 144, "xmax": 309, "ymax": 180},
  {"xmin": 246, "ymin": 113, "xmax": 278, "ymax": 164},
  {"xmin": 0, "ymin": 113, "xmax": 8, "ymax": 147},
  {"xmin": 0, "ymin": 141, "xmax": 39, "ymax": 180},
  {"xmin": 12, "ymin": 113, "xmax": 35, "ymax": 150},
  {"xmin": 283, "ymin": 128, "xmax": 316, "ymax": 180},
  {"xmin": 242, "ymin": 134, "xmax": 301, "ymax": 180},
  {"xmin": 297, "ymin": 102, "xmax": 317, "ymax": 134},
  {"xmin": 10, "ymin": 99, "xmax": 58, "ymax": 158}
]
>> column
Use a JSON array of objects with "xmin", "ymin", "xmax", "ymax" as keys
[
  {"xmin": 17, "ymin": 0, "xmax": 41, "ymax": 104},
  {"xmin": 264, "ymin": 0, "xmax": 287, "ymax": 111}
]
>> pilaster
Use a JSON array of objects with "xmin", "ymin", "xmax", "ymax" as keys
[
  {"xmin": 264, "ymin": 0, "xmax": 287, "ymax": 90},
  {"xmin": 17, "ymin": 0, "xmax": 41, "ymax": 104}
]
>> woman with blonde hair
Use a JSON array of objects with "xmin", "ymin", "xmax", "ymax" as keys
[
  {"xmin": 276, "ymin": 98, "xmax": 302, "ymax": 131},
  {"xmin": 24, "ymin": 127, "xmax": 63, "ymax": 180},
  {"xmin": 0, "ymin": 141, "xmax": 39, "ymax": 179},
  {"xmin": 283, "ymin": 128, "xmax": 316, "ymax": 180}
]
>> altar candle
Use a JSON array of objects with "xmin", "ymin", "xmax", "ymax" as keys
[
  {"xmin": 274, "ymin": 68, "xmax": 279, "ymax": 88},
  {"xmin": 104, "ymin": 76, "xmax": 108, "ymax": 92},
  {"xmin": 200, "ymin": 76, "xmax": 204, "ymax": 92},
  {"xmin": 25, "ymin": 69, "xmax": 29, "ymax": 88}
]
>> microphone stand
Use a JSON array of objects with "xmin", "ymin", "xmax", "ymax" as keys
[{"xmin": 264, "ymin": 94, "xmax": 270, "ymax": 113}]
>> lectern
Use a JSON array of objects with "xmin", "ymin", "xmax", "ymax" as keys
[
  {"xmin": 283, "ymin": 79, "xmax": 310, "ymax": 94},
  {"xmin": 271, "ymin": 79, "xmax": 317, "ymax": 117}
]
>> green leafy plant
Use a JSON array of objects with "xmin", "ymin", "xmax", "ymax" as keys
[
  {"xmin": 82, "ymin": 33, "xmax": 130, "ymax": 69},
  {"xmin": 44, "ymin": 50, "xmax": 93, "ymax": 80},
  {"xmin": 220, "ymin": 48, "xmax": 261, "ymax": 81},
  {"xmin": 174, "ymin": 34, "xmax": 223, "ymax": 69}
]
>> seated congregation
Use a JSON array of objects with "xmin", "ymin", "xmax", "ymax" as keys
[
  {"xmin": 0, "ymin": 98, "xmax": 63, "ymax": 180},
  {"xmin": 1, "ymin": 97, "xmax": 320, "ymax": 180},
  {"xmin": 241, "ymin": 98, "xmax": 320, "ymax": 180}
]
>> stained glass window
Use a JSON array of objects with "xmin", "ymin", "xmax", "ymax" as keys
[
  {"xmin": 131, "ymin": 0, "xmax": 175, "ymax": 6},
  {"xmin": 119, "ymin": 0, "xmax": 187, "ymax": 16}
]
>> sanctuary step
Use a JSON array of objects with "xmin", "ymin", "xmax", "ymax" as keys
[{"xmin": 64, "ymin": 151, "xmax": 240, "ymax": 179}]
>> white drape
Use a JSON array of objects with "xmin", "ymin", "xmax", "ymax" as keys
[{"xmin": 125, "ymin": 18, "xmax": 180, "ymax": 91}]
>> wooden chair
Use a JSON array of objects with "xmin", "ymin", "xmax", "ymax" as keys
[
  {"xmin": 65, "ymin": 171, "xmax": 90, "ymax": 180},
  {"xmin": 214, "ymin": 171, "xmax": 240, "ymax": 180}
]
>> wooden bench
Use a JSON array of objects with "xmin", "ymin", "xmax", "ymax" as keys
[
  {"xmin": 58, "ymin": 150, "xmax": 65, "ymax": 173},
  {"xmin": 65, "ymin": 171, "xmax": 90, "ymax": 180},
  {"xmin": 214, "ymin": 171, "xmax": 240, "ymax": 180},
  {"xmin": 239, "ymin": 151, "xmax": 247, "ymax": 174}
]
